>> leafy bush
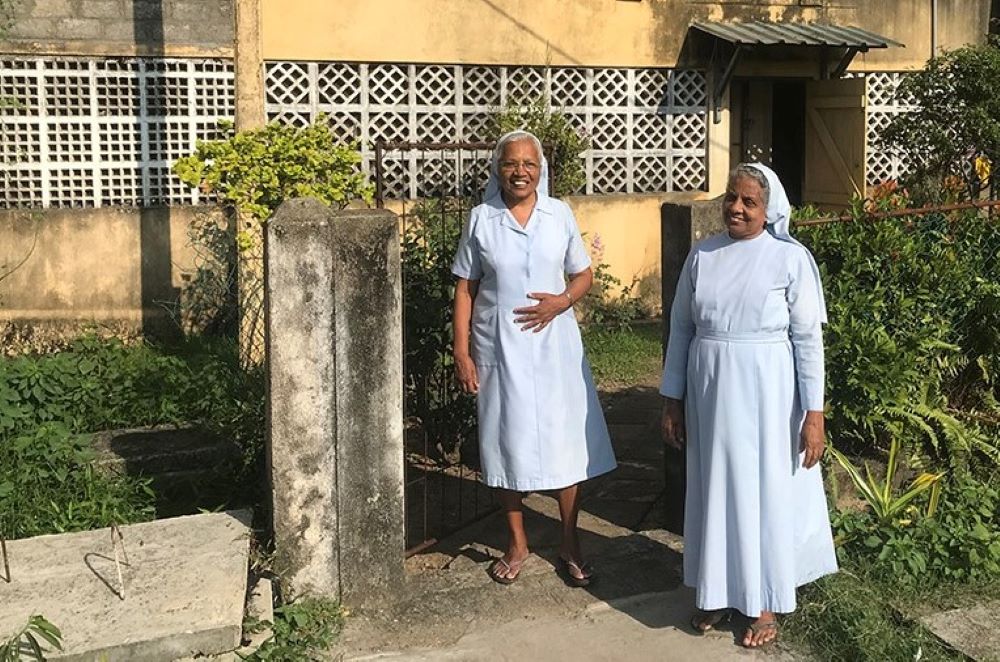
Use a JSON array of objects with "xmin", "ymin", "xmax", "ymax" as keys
[
  {"xmin": 881, "ymin": 37, "xmax": 1000, "ymax": 201},
  {"xmin": 0, "ymin": 615, "xmax": 63, "ymax": 662},
  {"xmin": 401, "ymin": 199, "xmax": 477, "ymax": 462},
  {"xmin": 577, "ymin": 233, "xmax": 647, "ymax": 329},
  {"xmin": 493, "ymin": 95, "xmax": 589, "ymax": 197},
  {"xmin": 174, "ymin": 117, "xmax": 373, "ymax": 228},
  {"xmin": 0, "ymin": 336, "xmax": 265, "ymax": 538},
  {"xmin": 795, "ymin": 204, "xmax": 1000, "ymax": 467},
  {"xmin": 834, "ymin": 471, "xmax": 1000, "ymax": 588},
  {"xmin": 245, "ymin": 596, "xmax": 345, "ymax": 662},
  {"xmin": 0, "ymin": 424, "xmax": 155, "ymax": 539}
]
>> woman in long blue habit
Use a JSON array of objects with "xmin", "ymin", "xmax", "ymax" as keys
[
  {"xmin": 451, "ymin": 130, "xmax": 617, "ymax": 587},
  {"xmin": 660, "ymin": 163, "xmax": 838, "ymax": 647}
]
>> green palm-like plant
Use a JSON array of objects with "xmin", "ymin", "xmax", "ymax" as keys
[{"xmin": 830, "ymin": 436, "xmax": 945, "ymax": 523}]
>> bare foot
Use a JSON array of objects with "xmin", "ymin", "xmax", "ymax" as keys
[
  {"xmin": 690, "ymin": 609, "xmax": 731, "ymax": 633},
  {"xmin": 489, "ymin": 548, "xmax": 529, "ymax": 584},
  {"xmin": 742, "ymin": 612, "xmax": 778, "ymax": 647}
]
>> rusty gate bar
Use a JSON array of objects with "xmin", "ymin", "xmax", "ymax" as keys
[
  {"xmin": 376, "ymin": 140, "xmax": 502, "ymax": 556},
  {"xmin": 794, "ymin": 198, "xmax": 1000, "ymax": 226}
]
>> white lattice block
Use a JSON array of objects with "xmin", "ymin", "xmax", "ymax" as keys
[
  {"xmin": 591, "ymin": 112, "xmax": 629, "ymax": 150},
  {"xmin": 0, "ymin": 60, "xmax": 41, "ymax": 116},
  {"xmin": 462, "ymin": 67, "xmax": 501, "ymax": 107},
  {"xmin": 0, "ymin": 120, "xmax": 41, "ymax": 164},
  {"xmin": 100, "ymin": 166, "xmax": 144, "ymax": 206},
  {"xmin": 49, "ymin": 167, "xmax": 94, "ymax": 207},
  {"xmin": 673, "ymin": 71, "xmax": 707, "ymax": 108},
  {"xmin": 1, "ymin": 169, "xmax": 44, "ymax": 208},
  {"xmin": 592, "ymin": 156, "xmax": 628, "ymax": 194},
  {"xmin": 266, "ymin": 61, "xmax": 310, "ymax": 106},
  {"xmin": 460, "ymin": 113, "xmax": 493, "ymax": 142},
  {"xmin": 415, "ymin": 65, "xmax": 456, "ymax": 106},
  {"xmin": 672, "ymin": 113, "xmax": 705, "ymax": 150},
  {"xmin": 369, "ymin": 64, "xmax": 409, "ymax": 105},
  {"xmin": 369, "ymin": 111, "xmax": 410, "ymax": 143},
  {"xmin": 46, "ymin": 122, "xmax": 92, "ymax": 163},
  {"xmin": 551, "ymin": 68, "xmax": 589, "ymax": 107},
  {"xmin": 672, "ymin": 155, "xmax": 706, "ymax": 191},
  {"xmin": 416, "ymin": 112, "xmax": 457, "ymax": 143},
  {"xmin": 632, "ymin": 112, "xmax": 668, "ymax": 148},
  {"xmin": 633, "ymin": 155, "xmax": 670, "ymax": 192},
  {"xmin": 592, "ymin": 69, "xmax": 628, "ymax": 107},
  {"xmin": 634, "ymin": 69, "xmax": 670, "ymax": 108},
  {"xmin": 505, "ymin": 67, "xmax": 546, "ymax": 104},
  {"xmin": 318, "ymin": 63, "xmax": 362, "ymax": 106}
]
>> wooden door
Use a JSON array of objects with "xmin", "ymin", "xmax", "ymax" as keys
[{"xmin": 803, "ymin": 77, "xmax": 867, "ymax": 207}]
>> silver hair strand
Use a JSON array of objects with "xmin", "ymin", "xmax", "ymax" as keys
[{"xmin": 731, "ymin": 163, "xmax": 771, "ymax": 206}]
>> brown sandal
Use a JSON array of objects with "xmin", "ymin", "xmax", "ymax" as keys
[
  {"xmin": 557, "ymin": 556, "xmax": 595, "ymax": 587},
  {"xmin": 488, "ymin": 556, "xmax": 526, "ymax": 585}
]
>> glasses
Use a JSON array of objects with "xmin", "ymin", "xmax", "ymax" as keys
[{"xmin": 498, "ymin": 160, "xmax": 540, "ymax": 173}]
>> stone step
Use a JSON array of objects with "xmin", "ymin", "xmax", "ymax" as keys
[
  {"xmin": 0, "ymin": 511, "xmax": 251, "ymax": 661},
  {"xmin": 90, "ymin": 425, "xmax": 238, "ymax": 476}
]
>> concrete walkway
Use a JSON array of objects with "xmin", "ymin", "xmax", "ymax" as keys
[{"xmin": 336, "ymin": 385, "xmax": 804, "ymax": 661}]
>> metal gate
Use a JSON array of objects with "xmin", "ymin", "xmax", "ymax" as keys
[{"xmin": 374, "ymin": 140, "xmax": 499, "ymax": 555}]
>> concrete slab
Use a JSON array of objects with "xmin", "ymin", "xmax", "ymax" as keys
[
  {"xmin": 921, "ymin": 601, "xmax": 1000, "ymax": 661},
  {"xmin": 0, "ymin": 511, "xmax": 251, "ymax": 662}
]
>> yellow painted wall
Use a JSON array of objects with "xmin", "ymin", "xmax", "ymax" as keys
[
  {"xmin": 262, "ymin": 0, "xmax": 990, "ymax": 70},
  {"xmin": 567, "ymin": 191, "xmax": 711, "ymax": 313},
  {"xmin": 0, "ymin": 206, "xmax": 227, "ymax": 327}
]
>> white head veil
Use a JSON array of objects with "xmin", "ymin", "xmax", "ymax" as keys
[
  {"xmin": 483, "ymin": 130, "xmax": 550, "ymax": 201},
  {"xmin": 744, "ymin": 162, "xmax": 828, "ymax": 323}
]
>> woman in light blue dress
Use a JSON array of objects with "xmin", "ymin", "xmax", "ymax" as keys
[
  {"xmin": 660, "ymin": 163, "xmax": 838, "ymax": 647},
  {"xmin": 451, "ymin": 130, "xmax": 617, "ymax": 586}
]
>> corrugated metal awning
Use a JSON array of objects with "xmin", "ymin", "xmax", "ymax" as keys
[{"xmin": 692, "ymin": 21, "xmax": 903, "ymax": 49}]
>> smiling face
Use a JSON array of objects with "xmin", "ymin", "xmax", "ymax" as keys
[
  {"xmin": 723, "ymin": 174, "xmax": 768, "ymax": 240},
  {"xmin": 497, "ymin": 138, "xmax": 542, "ymax": 204}
]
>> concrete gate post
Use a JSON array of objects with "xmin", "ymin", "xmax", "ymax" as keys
[
  {"xmin": 265, "ymin": 198, "xmax": 404, "ymax": 606},
  {"xmin": 659, "ymin": 197, "xmax": 723, "ymax": 535}
]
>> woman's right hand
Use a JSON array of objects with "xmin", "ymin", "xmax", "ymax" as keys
[
  {"xmin": 661, "ymin": 397, "xmax": 685, "ymax": 449},
  {"xmin": 455, "ymin": 352, "xmax": 479, "ymax": 394}
]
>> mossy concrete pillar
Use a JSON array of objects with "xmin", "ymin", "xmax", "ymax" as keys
[{"xmin": 265, "ymin": 199, "xmax": 404, "ymax": 605}]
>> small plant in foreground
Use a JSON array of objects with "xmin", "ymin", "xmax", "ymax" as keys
[
  {"xmin": 829, "ymin": 435, "xmax": 944, "ymax": 527},
  {"xmin": 242, "ymin": 596, "xmax": 345, "ymax": 661},
  {"xmin": 0, "ymin": 615, "xmax": 62, "ymax": 662}
]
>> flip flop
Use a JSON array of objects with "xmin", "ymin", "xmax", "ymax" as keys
[
  {"xmin": 488, "ymin": 556, "xmax": 526, "ymax": 585},
  {"xmin": 690, "ymin": 609, "xmax": 732, "ymax": 634},
  {"xmin": 743, "ymin": 619, "xmax": 778, "ymax": 648},
  {"xmin": 557, "ymin": 556, "xmax": 595, "ymax": 587}
]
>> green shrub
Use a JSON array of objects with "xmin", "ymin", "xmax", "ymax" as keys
[
  {"xmin": 245, "ymin": 596, "xmax": 345, "ymax": 662},
  {"xmin": 881, "ymin": 37, "xmax": 1000, "ymax": 200},
  {"xmin": 796, "ymin": 206, "xmax": 1000, "ymax": 467},
  {"xmin": 834, "ymin": 471, "xmax": 1000, "ymax": 588},
  {"xmin": 0, "ymin": 424, "xmax": 155, "ymax": 539},
  {"xmin": 0, "ymin": 336, "xmax": 265, "ymax": 538},
  {"xmin": 174, "ymin": 117, "xmax": 373, "ymax": 227},
  {"xmin": 401, "ymin": 199, "xmax": 477, "ymax": 462}
]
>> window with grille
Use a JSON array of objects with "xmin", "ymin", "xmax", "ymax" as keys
[
  {"xmin": 0, "ymin": 57, "xmax": 234, "ymax": 208},
  {"xmin": 264, "ymin": 62, "xmax": 709, "ymax": 197}
]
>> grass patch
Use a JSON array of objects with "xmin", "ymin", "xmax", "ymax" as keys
[
  {"xmin": 784, "ymin": 570, "xmax": 965, "ymax": 662},
  {"xmin": 582, "ymin": 322, "xmax": 663, "ymax": 388}
]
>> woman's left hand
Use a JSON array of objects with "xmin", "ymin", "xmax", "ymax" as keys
[
  {"xmin": 513, "ymin": 292, "xmax": 570, "ymax": 332},
  {"xmin": 800, "ymin": 411, "xmax": 826, "ymax": 469}
]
